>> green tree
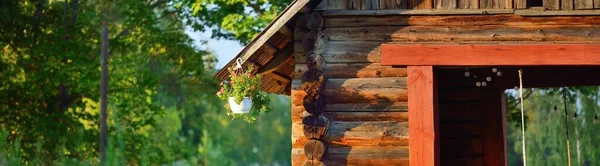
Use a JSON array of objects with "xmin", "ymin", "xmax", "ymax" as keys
[
  {"xmin": 1, "ymin": 0, "xmax": 216, "ymax": 163},
  {"xmin": 182, "ymin": 0, "xmax": 293, "ymax": 44}
]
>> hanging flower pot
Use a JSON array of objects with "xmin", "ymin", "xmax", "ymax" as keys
[
  {"xmin": 216, "ymin": 58, "xmax": 272, "ymax": 123},
  {"xmin": 228, "ymin": 97, "xmax": 252, "ymax": 114}
]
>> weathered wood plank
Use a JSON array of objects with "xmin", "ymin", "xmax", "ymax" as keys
[
  {"xmin": 292, "ymin": 78, "xmax": 408, "ymax": 103},
  {"xmin": 292, "ymin": 102, "xmax": 409, "ymax": 122},
  {"xmin": 441, "ymin": 0, "xmax": 457, "ymax": 9},
  {"xmin": 366, "ymin": 0, "xmax": 380, "ymax": 9},
  {"xmin": 381, "ymin": 43, "xmax": 600, "ymax": 66},
  {"xmin": 505, "ymin": 0, "xmax": 512, "ymax": 9},
  {"xmin": 323, "ymin": 88, "xmax": 408, "ymax": 104},
  {"xmin": 293, "ymin": 78, "xmax": 407, "ymax": 91},
  {"xmin": 544, "ymin": 0, "xmax": 560, "ymax": 10},
  {"xmin": 292, "ymin": 121, "xmax": 410, "ymax": 148},
  {"xmin": 458, "ymin": 0, "xmax": 478, "ymax": 8},
  {"xmin": 380, "ymin": 0, "xmax": 408, "ymax": 9},
  {"xmin": 407, "ymin": 66, "xmax": 440, "ymax": 166},
  {"xmin": 562, "ymin": 0, "xmax": 574, "ymax": 9},
  {"xmin": 322, "ymin": 9, "xmax": 513, "ymax": 16},
  {"xmin": 576, "ymin": 0, "xmax": 594, "ymax": 9},
  {"xmin": 410, "ymin": 0, "xmax": 434, "ymax": 8},
  {"xmin": 325, "ymin": 77, "xmax": 406, "ymax": 89},
  {"xmin": 325, "ymin": 102, "xmax": 408, "ymax": 112},
  {"xmin": 479, "ymin": 0, "xmax": 492, "ymax": 8},
  {"xmin": 493, "ymin": 0, "xmax": 506, "ymax": 9},
  {"xmin": 292, "ymin": 146, "xmax": 410, "ymax": 165},
  {"xmin": 295, "ymin": 41, "xmax": 382, "ymax": 63},
  {"xmin": 514, "ymin": 0, "xmax": 526, "ymax": 8},
  {"xmin": 293, "ymin": 105, "xmax": 410, "ymax": 122},
  {"xmin": 294, "ymin": 102, "xmax": 408, "ymax": 119},
  {"xmin": 325, "ymin": 25, "xmax": 600, "ymax": 42},
  {"xmin": 349, "ymin": 0, "xmax": 367, "ymax": 9},
  {"xmin": 324, "ymin": 15, "xmax": 600, "ymax": 28},
  {"xmin": 515, "ymin": 9, "xmax": 600, "ymax": 15},
  {"xmin": 296, "ymin": 63, "xmax": 408, "ymax": 78}
]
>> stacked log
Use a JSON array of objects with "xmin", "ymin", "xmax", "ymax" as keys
[{"xmin": 298, "ymin": 11, "xmax": 330, "ymax": 166}]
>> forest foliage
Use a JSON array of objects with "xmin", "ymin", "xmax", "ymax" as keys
[
  {"xmin": 505, "ymin": 87, "xmax": 600, "ymax": 166},
  {"xmin": 0, "ymin": 0, "xmax": 292, "ymax": 165}
]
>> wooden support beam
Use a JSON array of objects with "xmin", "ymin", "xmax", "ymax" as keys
[
  {"xmin": 381, "ymin": 43, "xmax": 600, "ymax": 66},
  {"xmin": 480, "ymin": 91, "xmax": 507, "ymax": 166},
  {"xmin": 408, "ymin": 66, "xmax": 440, "ymax": 166}
]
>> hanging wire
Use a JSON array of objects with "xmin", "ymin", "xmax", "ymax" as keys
[
  {"xmin": 518, "ymin": 69, "xmax": 527, "ymax": 166},
  {"xmin": 563, "ymin": 91, "xmax": 572, "ymax": 166}
]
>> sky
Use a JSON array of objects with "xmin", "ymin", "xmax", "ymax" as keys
[{"xmin": 185, "ymin": 28, "xmax": 243, "ymax": 70}]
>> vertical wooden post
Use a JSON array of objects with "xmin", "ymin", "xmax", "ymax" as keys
[
  {"xmin": 408, "ymin": 66, "xmax": 440, "ymax": 166},
  {"xmin": 481, "ymin": 91, "xmax": 507, "ymax": 166}
]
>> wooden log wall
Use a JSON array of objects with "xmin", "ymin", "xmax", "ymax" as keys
[
  {"xmin": 292, "ymin": 10, "xmax": 410, "ymax": 166},
  {"xmin": 290, "ymin": 12, "xmax": 600, "ymax": 165}
]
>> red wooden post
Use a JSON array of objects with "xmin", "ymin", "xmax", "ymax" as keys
[
  {"xmin": 408, "ymin": 66, "xmax": 440, "ymax": 166},
  {"xmin": 481, "ymin": 91, "xmax": 508, "ymax": 166}
]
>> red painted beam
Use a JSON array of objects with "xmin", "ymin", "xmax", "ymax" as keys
[
  {"xmin": 408, "ymin": 66, "xmax": 440, "ymax": 166},
  {"xmin": 381, "ymin": 44, "xmax": 600, "ymax": 66}
]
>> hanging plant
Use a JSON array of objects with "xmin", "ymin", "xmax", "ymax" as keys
[{"xmin": 216, "ymin": 59, "xmax": 272, "ymax": 123}]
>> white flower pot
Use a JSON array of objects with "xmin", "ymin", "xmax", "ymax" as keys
[{"xmin": 228, "ymin": 97, "xmax": 252, "ymax": 114}]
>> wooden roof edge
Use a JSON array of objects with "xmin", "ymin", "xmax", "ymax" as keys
[
  {"xmin": 215, "ymin": 0, "xmax": 318, "ymax": 80},
  {"xmin": 322, "ymin": 8, "xmax": 600, "ymax": 16}
]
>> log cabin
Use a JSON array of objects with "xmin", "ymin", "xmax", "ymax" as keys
[{"xmin": 215, "ymin": 0, "xmax": 600, "ymax": 165}]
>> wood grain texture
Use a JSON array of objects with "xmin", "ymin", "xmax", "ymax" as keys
[
  {"xmin": 411, "ymin": 0, "xmax": 434, "ymax": 9},
  {"xmin": 380, "ymin": 0, "xmax": 408, "ymax": 9},
  {"xmin": 514, "ymin": 0, "xmax": 526, "ymax": 8},
  {"xmin": 325, "ymin": 25, "xmax": 600, "ymax": 42},
  {"xmin": 562, "ymin": 0, "xmax": 574, "ymax": 9},
  {"xmin": 304, "ymin": 139, "xmax": 327, "ymax": 161},
  {"xmin": 323, "ymin": 9, "xmax": 512, "ymax": 15},
  {"xmin": 493, "ymin": 0, "xmax": 506, "ymax": 9},
  {"xmin": 296, "ymin": 63, "xmax": 408, "ymax": 78},
  {"xmin": 544, "ymin": 0, "xmax": 560, "ymax": 10},
  {"xmin": 292, "ymin": 146, "xmax": 410, "ymax": 165},
  {"xmin": 293, "ymin": 106, "xmax": 409, "ymax": 122},
  {"xmin": 302, "ymin": 115, "xmax": 329, "ymax": 139},
  {"xmin": 458, "ymin": 0, "xmax": 478, "ymax": 8},
  {"xmin": 407, "ymin": 66, "xmax": 440, "ymax": 166},
  {"xmin": 323, "ymin": 15, "xmax": 600, "ymax": 28},
  {"xmin": 480, "ymin": 0, "xmax": 492, "ymax": 8},
  {"xmin": 515, "ymin": 9, "xmax": 600, "ymax": 15},
  {"xmin": 576, "ymin": 0, "xmax": 594, "ymax": 9},
  {"xmin": 366, "ymin": 0, "xmax": 380, "ymax": 9},
  {"xmin": 292, "ymin": 121, "xmax": 410, "ymax": 148},
  {"xmin": 293, "ymin": 79, "xmax": 408, "ymax": 103},
  {"xmin": 381, "ymin": 43, "xmax": 600, "ymax": 66},
  {"xmin": 324, "ymin": 102, "xmax": 408, "ymax": 112},
  {"xmin": 295, "ymin": 41, "xmax": 382, "ymax": 63}
]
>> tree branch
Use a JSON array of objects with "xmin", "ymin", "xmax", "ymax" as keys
[{"xmin": 32, "ymin": 0, "xmax": 45, "ymax": 47}]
